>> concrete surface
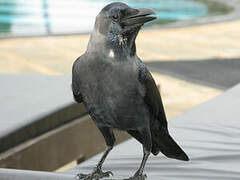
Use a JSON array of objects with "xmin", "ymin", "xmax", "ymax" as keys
[
  {"xmin": 1, "ymin": 82, "xmax": 240, "ymax": 179},
  {"xmin": 65, "ymin": 83, "xmax": 240, "ymax": 180},
  {"xmin": 146, "ymin": 58, "xmax": 240, "ymax": 90},
  {"xmin": 0, "ymin": 20, "xmax": 240, "ymax": 75},
  {"xmin": 2, "ymin": 10, "xmax": 240, "ymax": 172},
  {"xmin": 0, "ymin": 75, "xmax": 85, "ymax": 153}
]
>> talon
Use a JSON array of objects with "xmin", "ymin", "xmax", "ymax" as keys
[{"xmin": 75, "ymin": 169, "xmax": 113, "ymax": 180}]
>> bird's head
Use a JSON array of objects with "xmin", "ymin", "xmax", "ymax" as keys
[{"xmin": 90, "ymin": 2, "xmax": 157, "ymax": 56}]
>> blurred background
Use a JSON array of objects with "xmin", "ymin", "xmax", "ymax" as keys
[
  {"xmin": 0, "ymin": 0, "xmax": 232, "ymax": 36},
  {"xmin": 0, "ymin": 0, "xmax": 240, "ymax": 173}
]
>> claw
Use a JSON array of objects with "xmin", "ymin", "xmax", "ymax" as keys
[{"xmin": 75, "ymin": 169, "xmax": 114, "ymax": 180}]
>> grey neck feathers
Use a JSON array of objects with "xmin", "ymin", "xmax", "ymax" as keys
[
  {"xmin": 106, "ymin": 33, "xmax": 137, "ymax": 59},
  {"xmin": 86, "ymin": 18, "xmax": 137, "ymax": 60}
]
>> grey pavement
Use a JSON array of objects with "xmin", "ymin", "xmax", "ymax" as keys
[
  {"xmin": 146, "ymin": 58, "xmax": 240, "ymax": 90},
  {"xmin": 65, "ymin": 83, "xmax": 240, "ymax": 180},
  {"xmin": 0, "ymin": 74, "xmax": 86, "ymax": 153},
  {"xmin": 1, "ymin": 77, "xmax": 240, "ymax": 179},
  {"xmin": 0, "ymin": 168, "xmax": 74, "ymax": 180}
]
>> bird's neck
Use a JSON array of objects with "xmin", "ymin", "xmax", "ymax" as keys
[
  {"xmin": 105, "ymin": 29, "xmax": 139, "ymax": 59},
  {"xmin": 86, "ymin": 30, "xmax": 137, "ymax": 61},
  {"xmin": 107, "ymin": 35, "xmax": 133, "ymax": 59}
]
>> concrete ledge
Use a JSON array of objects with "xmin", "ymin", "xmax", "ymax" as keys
[
  {"xmin": 0, "ymin": 74, "xmax": 130, "ymax": 170},
  {"xmin": 66, "ymin": 83, "xmax": 240, "ymax": 179},
  {"xmin": 0, "ymin": 75, "xmax": 129, "ymax": 171},
  {"xmin": 0, "ymin": 168, "xmax": 74, "ymax": 180},
  {"xmin": 0, "ymin": 75, "xmax": 82, "ymax": 154},
  {"xmin": 0, "ymin": 114, "xmax": 130, "ymax": 171},
  {"xmin": 1, "ymin": 83, "xmax": 240, "ymax": 179}
]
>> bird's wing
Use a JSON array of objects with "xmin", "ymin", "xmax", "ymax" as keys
[
  {"xmin": 137, "ymin": 59, "xmax": 168, "ymax": 129},
  {"xmin": 72, "ymin": 56, "xmax": 83, "ymax": 103}
]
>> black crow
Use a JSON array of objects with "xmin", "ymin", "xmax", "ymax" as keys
[{"xmin": 72, "ymin": 2, "xmax": 189, "ymax": 180}]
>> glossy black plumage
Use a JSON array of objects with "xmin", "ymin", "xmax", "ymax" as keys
[{"xmin": 72, "ymin": 2, "xmax": 189, "ymax": 179}]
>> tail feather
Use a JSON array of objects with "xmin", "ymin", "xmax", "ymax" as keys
[{"xmin": 151, "ymin": 129, "xmax": 189, "ymax": 161}]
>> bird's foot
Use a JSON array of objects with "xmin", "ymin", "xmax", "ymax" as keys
[
  {"xmin": 124, "ymin": 172, "xmax": 147, "ymax": 180},
  {"xmin": 75, "ymin": 167, "xmax": 113, "ymax": 180}
]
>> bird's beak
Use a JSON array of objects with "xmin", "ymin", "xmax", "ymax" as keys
[{"xmin": 121, "ymin": 8, "xmax": 157, "ymax": 26}]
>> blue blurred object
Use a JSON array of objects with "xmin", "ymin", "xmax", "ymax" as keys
[{"xmin": 0, "ymin": 0, "xmax": 207, "ymax": 36}]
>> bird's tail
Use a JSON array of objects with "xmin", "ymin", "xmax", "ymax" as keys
[{"xmin": 151, "ymin": 128, "xmax": 189, "ymax": 161}]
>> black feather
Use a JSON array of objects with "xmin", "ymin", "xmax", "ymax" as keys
[
  {"xmin": 136, "ymin": 58, "xmax": 189, "ymax": 161},
  {"xmin": 72, "ymin": 3, "xmax": 189, "ymax": 178},
  {"xmin": 72, "ymin": 57, "xmax": 83, "ymax": 103}
]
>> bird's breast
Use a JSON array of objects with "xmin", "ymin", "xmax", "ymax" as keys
[{"xmin": 79, "ymin": 59, "xmax": 148, "ymax": 129}]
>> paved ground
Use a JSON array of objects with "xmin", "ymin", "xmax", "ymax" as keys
[
  {"xmin": 0, "ymin": 20, "xmax": 240, "ymax": 75},
  {"xmin": 2, "ymin": 16, "xmax": 240, "ymax": 171},
  {"xmin": 146, "ymin": 58, "xmax": 240, "ymax": 90},
  {"xmin": 3, "ymin": 20, "xmax": 240, "ymax": 121}
]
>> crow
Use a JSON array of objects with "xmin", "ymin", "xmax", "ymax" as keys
[{"xmin": 72, "ymin": 2, "xmax": 189, "ymax": 180}]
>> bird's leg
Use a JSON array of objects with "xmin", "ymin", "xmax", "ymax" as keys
[
  {"xmin": 76, "ymin": 146, "xmax": 113, "ymax": 180},
  {"xmin": 125, "ymin": 128, "xmax": 152, "ymax": 180},
  {"xmin": 131, "ymin": 148, "xmax": 150, "ymax": 180},
  {"xmin": 76, "ymin": 127, "xmax": 115, "ymax": 180}
]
